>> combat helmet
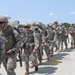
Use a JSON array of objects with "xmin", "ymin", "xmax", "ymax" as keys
[
  {"xmin": 30, "ymin": 22, "xmax": 35, "ymax": 26},
  {"xmin": 0, "ymin": 16, "xmax": 8, "ymax": 23},
  {"xmin": 54, "ymin": 21, "xmax": 58, "ymax": 24},
  {"xmin": 8, "ymin": 20, "xmax": 20, "ymax": 28},
  {"xmin": 24, "ymin": 23, "xmax": 30, "ymax": 28}
]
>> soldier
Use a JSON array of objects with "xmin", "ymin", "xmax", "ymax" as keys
[
  {"xmin": 33, "ymin": 27, "xmax": 42, "ymax": 64},
  {"xmin": 52, "ymin": 21, "xmax": 59, "ymax": 51},
  {"xmin": 0, "ymin": 16, "xmax": 23, "ymax": 75},
  {"xmin": 55, "ymin": 25, "xmax": 67, "ymax": 51},
  {"xmin": 8, "ymin": 20, "xmax": 23, "ymax": 62},
  {"xmin": 23, "ymin": 23, "xmax": 38, "ymax": 75},
  {"xmin": 41, "ymin": 26, "xmax": 51, "ymax": 61},
  {"xmin": 30, "ymin": 22, "xmax": 43, "ymax": 64},
  {"xmin": 46, "ymin": 25, "xmax": 55, "ymax": 57},
  {"xmin": 61, "ymin": 26, "xmax": 68, "ymax": 50},
  {"xmin": 69, "ymin": 23, "xmax": 75, "ymax": 48}
]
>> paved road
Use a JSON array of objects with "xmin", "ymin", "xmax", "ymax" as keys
[
  {"xmin": 0, "ymin": 35, "xmax": 75, "ymax": 75},
  {"xmin": 0, "ymin": 48, "xmax": 75, "ymax": 75}
]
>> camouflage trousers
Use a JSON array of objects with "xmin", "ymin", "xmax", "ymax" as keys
[
  {"xmin": 24, "ymin": 49, "xmax": 38, "ymax": 70},
  {"xmin": 3, "ymin": 53, "xmax": 17, "ymax": 75},
  {"xmin": 43, "ymin": 43, "xmax": 50, "ymax": 60},
  {"xmin": 36, "ymin": 46, "xmax": 42, "ymax": 63},
  {"xmin": 71, "ymin": 36, "xmax": 75, "ymax": 48}
]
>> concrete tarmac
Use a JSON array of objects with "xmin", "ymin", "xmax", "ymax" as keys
[{"xmin": 0, "ymin": 48, "xmax": 75, "ymax": 75}]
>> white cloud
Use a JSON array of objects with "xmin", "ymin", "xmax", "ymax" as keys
[
  {"xmin": 49, "ymin": 13, "xmax": 53, "ymax": 16},
  {"xmin": 70, "ymin": 12, "xmax": 75, "ymax": 15}
]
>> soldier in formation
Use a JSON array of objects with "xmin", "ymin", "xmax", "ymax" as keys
[
  {"xmin": 22, "ymin": 23, "xmax": 38, "ymax": 75},
  {"xmin": 0, "ymin": 16, "xmax": 24, "ymax": 75},
  {"xmin": 69, "ymin": 23, "xmax": 75, "ymax": 48}
]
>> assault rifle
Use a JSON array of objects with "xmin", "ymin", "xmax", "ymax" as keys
[{"xmin": 18, "ymin": 48, "xmax": 22, "ymax": 67}]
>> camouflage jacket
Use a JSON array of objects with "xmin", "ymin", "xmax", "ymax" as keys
[{"xmin": 0, "ymin": 25, "xmax": 23, "ymax": 54}]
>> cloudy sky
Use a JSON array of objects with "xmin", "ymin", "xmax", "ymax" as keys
[{"xmin": 0, "ymin": 0, "xmax": 75, "ymax": 24}]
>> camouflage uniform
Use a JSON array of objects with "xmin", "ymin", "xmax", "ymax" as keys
[
  {"xmin": 30, "ymin": 22, "xmax": 46, "ymax": 62},
  {"xmin": 46, "ymin": 26, "xmax": 55, "ymax": 57},
  {"xmin": 0, "ymin": 16, "xmax": 22, "ymax": 75},
  {"xmin": 69, "ymin": 24, "xmax": 75, "ymax": 48},
  {"xmin": 52, "ymin": 21, "xmax": 59, "ymax": 51},
  {"xmin": 33, "ymin": 27, "xmax": 42, "ymax": 64},
  {"xmin": 40, "ymin": 26, "xmax": 51, "ymax": 61},
  {"xmin": 23, "ymin": 24, "xmax": 38, "ymax": 75},
  {"xmin": 61, "ymin": 26, "xmax": 68, "ymax": 49},
  {"xmin": 53, "ymin": 24, "xmax": 68, "ymax": 50}
]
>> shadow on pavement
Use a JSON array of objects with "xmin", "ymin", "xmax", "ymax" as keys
[
  {"xmin": 30, "ymin": 66, "xmax": 58, "ymax": 75},
  {"xmin": 53, "ymin": 53, "xmax": 69, "ymax": 60},
  {"xmin": 51, "ymin": 48, "xmax": 75, "ymax": 61},
  {"xmin": 38, "ymin": 48, "xmax": 74, "ymax": 66},
  {"xmin": 40, "ymin": 52, "xmax": 69, "ymax": 66},
  {"xmin": 60, "ymin": 48, "xmax": 74, "ymax": 53}
]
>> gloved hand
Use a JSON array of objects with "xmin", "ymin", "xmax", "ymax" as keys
[{"xmin": 7, "ymin": 50, "xmax": 12, "ymax": 54}]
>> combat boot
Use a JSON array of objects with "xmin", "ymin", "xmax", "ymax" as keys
[
  {"xmin": 35, "ymin": 65, "xmax": 38, "ymax": 72},
  {"xmin": 25, "ymin": 69, "xmax": 29, "ymax": 75}
]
